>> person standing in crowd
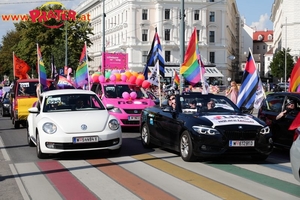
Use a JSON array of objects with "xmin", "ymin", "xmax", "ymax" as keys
[{"xmin": 226, "ymin": 81, "xmax": 238, "ymax": 104}]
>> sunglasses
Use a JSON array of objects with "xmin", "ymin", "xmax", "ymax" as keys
[{"xmin": 169, "ymin": 97, "xmax": 175, "ymax": 100}]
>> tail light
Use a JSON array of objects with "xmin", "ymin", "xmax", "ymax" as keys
[{"xmin": 293, "ymin": 128, "xmax": 300, "ymax": 142}]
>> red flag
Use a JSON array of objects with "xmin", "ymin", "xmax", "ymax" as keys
[
  {"xmin": 14, "ymin": 54, "xmax": 30, "ymax": 79},
  {"xmin": 289, "ymin": 112, "xmax": 300, "ymax": 130}
]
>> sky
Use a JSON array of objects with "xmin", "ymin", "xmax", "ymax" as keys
[
  {"xmin": 0, "ymin": 0, "xmax": 274, "ymax": 42},
  {"xmin": 236, "ymin": 0, "xmax": 274, "ymax": 31}
]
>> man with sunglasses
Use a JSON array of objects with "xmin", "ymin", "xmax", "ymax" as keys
[{"xmin": 276, "ymin": 99, "xmax": 296, "ymax": 120}]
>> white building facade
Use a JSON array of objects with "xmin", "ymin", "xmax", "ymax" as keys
[
  {"xmin": 76, "ymin": 0, "xmax": 241, "ymax": 84},
  {"xmin": 271, "ymin": 0, "xmax": 300, "ymax": 58}
]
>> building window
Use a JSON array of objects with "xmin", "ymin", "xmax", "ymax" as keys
[
  {"xmin": 210, "ymin": 0, "xmax": 215, "ymax": 2},
  {"xmin": 142, "ymin": 29, "xmax": 148, "ymax": 41},
  {"xmin": 268, "ymin": 34, "xmax": 273, "ymax": 40},
  {"xmin": 165, "ymin": 29, "xmax": 170, "ymax": 41},
  {"xmin": 142, "ymin": 9, "xmax": 148, "ymax": 20},
  {"xmin": 257, "ymin": 45, "xmax": 259, "ymax": 50},
  {"xmin": 268, "ymin": 57, "xmax": 270, "ymax": 61},
  {"xmin": 142, "ymin": 51, "xmax": 148, "ymax": 63},
  {"xmin": 209, "ymin": 52, "xmax": 215, "ymax": 63},
  {"xmin": 209, "ymin": 12, "xmax": 215, "ymax": 22},
  {"xmin": 263, "ymin": 45, "xmax": 265, "ymax": 49},
  {"xmin": 165, "ymin": 51, "xmax": 171, "ymax": 62},
  {"xmin": 197, "ymin": 30, "xmax": 200, "ymax": 41},
  {"xmin": 194, "ymin": 10, "xmax": 199, "ymax": 20},
  {"xmin": 209, "ymin": 31, "xmax": 215, "ymax": 43},
  {"xmin": 165, "ymin": 9, "xmax": 170, "ymax": 20}
]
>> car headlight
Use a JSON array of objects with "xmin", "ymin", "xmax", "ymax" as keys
[
  {"xmin": 260, "ymin": 126, "xmax": 270, "ymax": 135},
  {"xmin": 108, "ymin": 119, "xmax": 120, "ymax": 130},
  {"xmin": 42, "ymin": 122, "xmax": 57, "ymax": 134},
  {"xmin": 192, "ymin": 126, "xmax": 220, "ymax": 135},
  {"xmin": 109, "ymin": 107, "xmax": 122, "ymax": 113},
  {"xmin": 3, "ymin": 104, "xmax": 9, "ymax": 107}
]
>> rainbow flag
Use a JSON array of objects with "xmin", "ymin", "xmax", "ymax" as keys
[
  {"xmin": 180, "ymin": 28, "xmax": 202, "ymax": 85},
  {"xmin": 174, "ymin": 71, "xmax": 180, "ymax": 86},
  {"xmin": 288, "ymin": 57, "xmax": 300, "ymax": 92},
  {"xmin": 37, "ymin": 44, "xmax": 47, "ymax": 89},
  {"xmin": 75, "ymin": 43, "xmax": 89, "ymax": 89}
]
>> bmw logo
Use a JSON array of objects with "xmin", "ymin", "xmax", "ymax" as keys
[
  {"xmin": 238, "ymin": 126, "xmax": 243, "ymax": 129},
  {"xmin": 134, "ymin": 110, "xmax": 138, "ymax": 114},
  {"xmin": 81, "ymin": 124, "xmax": 87, "ymax": 130}
]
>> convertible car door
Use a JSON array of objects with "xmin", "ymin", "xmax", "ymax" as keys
[{"xmin": 156, "ymin": 111, "xmax": 182, "ymax": 149}]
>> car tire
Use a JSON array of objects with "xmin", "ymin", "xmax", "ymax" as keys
[
  {"xmin": 27, "ymin": 126, "xmax": 35, "ymax": 147},
  {"xmin": 251, "ymin": 154, "xmax": 268, "ymax": 161},
  {"xmin": 14, "ymin": 121, "xmax": 20, "ymax": 129},
  {"xmin": 141, "ymin": 123, "xmax": 152, "ymax": 148},
  {"xmin": 36, "ymin": 132, "xmax": 47, "ymax": 159},
  {"xmin": 180, "ymin": 131, "xmax": 196, "ymax": 162}
]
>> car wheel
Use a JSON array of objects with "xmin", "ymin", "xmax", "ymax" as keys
[
  {"xmin": 36, "ymin": 132, "xmax": 47, "ymax": 159},
  {"xmin": 141, "ymin": 123, "xmax": 152, "ymax": 148},
  {"xmin": 14, "ymin": 121, "xmax": 20, "ymax": 129},
  {"xmin": 180, "ymin": 131, "xmax": 196, "ymax": 162},
  {"xmin": 27, "ymin": 126, "xmax": 35, "ymax": 147},
  {"xmin": 251, "ymin": 154, "xmax": 268, "ymax": 161}
]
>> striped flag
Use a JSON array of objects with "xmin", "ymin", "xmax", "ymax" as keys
[
  {"xmin": 37, "ymin": 44, "xmax": 47, "ymax": 90},
  {"xmin": 174, "ymin": 71, "xmax": 180, "ymax": 86},
  {"xmin": 237, "ymin": 51, "xmax": 262, "ymax": 109},
  {"xmin": 145, "ymin": 28, "xmax": 165, "ymax": 79},
  {"xmin": 75, "ymin": 42, "xmax": 89, "ymax": 89},
  {"xmin": 180, "ymin": 27, "xmax": 203, "ymax": 86}
]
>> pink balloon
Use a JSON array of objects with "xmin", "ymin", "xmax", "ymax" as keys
[
  {"xmin": 92, "ymin": 75, "xmax": 99, "ymax": 83},
  {"xmin": 130, "ymin": 92, "xmax": 137, "ymax": 100},
  {"xmin": 121, "ymin": 74, "xmax": 127, "ymax": 82},
  {"xmin": 110, "ymin": 74, "xmax": 116, "ymax": 82},
  {"xmin": 98, "ymin": 75, "xmax": 105, "ymax": 83},
  {"xmin": 122, "ymin": 92, "xmax": 130, "ymax": 100}
]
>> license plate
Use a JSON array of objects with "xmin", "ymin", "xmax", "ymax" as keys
[
  {"xmin": 229, "ymin": 140, "xmax": 255, "ymax": 147},
  {"xmin": 128, "ymin": 116, "xmax": 140, "ymax": 121},
  {"xmin": 73, "ymin": 136, "xmax": 99, "ymax": 143}
]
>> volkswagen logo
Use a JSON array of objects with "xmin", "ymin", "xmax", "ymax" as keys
[
  {"xmin": 238, "ymin": 126, "xmax": 243, "ymax": 129},
  {"xmin": 134, "ymin": 110, "xmax": 138, "ymax": 114},
  {"xmin": 81, "ymin": 124, "xmax": 87, "ymax": 130}
]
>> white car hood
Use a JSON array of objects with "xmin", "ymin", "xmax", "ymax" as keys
[{"xmin": 44, "ymin": 111, "xmax": 110, "ymax": 133}]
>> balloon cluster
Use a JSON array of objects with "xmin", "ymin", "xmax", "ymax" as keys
[{"xmin": 90, "ymin": 70, "xmax": 151, "ymax": 89}]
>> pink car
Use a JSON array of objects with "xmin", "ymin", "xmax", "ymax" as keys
[{"xmin": 91, "ymin": 82, "xmax": 156, "ymax": 127}]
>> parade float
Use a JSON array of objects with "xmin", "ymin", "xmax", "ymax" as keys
[{"xmin": 90, "ymin": 70, "xmax": 156, "ymax": 127}]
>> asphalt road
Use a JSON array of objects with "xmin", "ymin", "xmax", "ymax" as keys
[{"xmin": 1, "ymin": 114, "xmax": 300, "ymax": 200}]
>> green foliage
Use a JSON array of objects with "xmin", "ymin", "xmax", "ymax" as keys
[
  {"xmin": 269, "ymin": 48, "xmax": 294, "ymax": 80},
  {"xmin": 0, "ymin": 4, "xmax": 93, "ymax": 80}
]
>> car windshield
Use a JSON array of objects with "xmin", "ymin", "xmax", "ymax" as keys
[
  {"xmin": 179, "ymin": 95, "xmax": 240, "ymax": 114},
  {"xmin": 17, "ymin": 82, "xmax": 39, "ymax": 97},
  {"xmin": 104, "ymin": 84, "xmax": 149, "ymax": 99},
  {"xmin": 43, "ymin": 93, "xmax": 106, "ymax": 112}
]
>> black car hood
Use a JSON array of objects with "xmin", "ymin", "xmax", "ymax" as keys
[{"xmin": 193, "ymin": 113, "xmax": 263, "ymax": 128}]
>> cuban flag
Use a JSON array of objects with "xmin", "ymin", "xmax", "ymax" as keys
[{"xmin": 237, "ymin": 52, "xmax": 260, "ymax": 109}]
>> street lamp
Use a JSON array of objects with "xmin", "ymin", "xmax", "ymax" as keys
[{"xmin": 227, "ymin": 77, "xmax": 231, "ymax": 88}]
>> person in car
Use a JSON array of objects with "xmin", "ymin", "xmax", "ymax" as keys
[
  {"xmin": 167, "ymin": 94, "xmax": 176, "ymax": 110},
  {"xmin": 189, "ymin": 100, "xmax": 197, "ymax": 109},
  {"xmin": 276, "ymin": 99, "xmax": 297, "ymax": 120},
  {"xmin": 207, "ymin": 99, "xmax": 216, "ymax": 110}
]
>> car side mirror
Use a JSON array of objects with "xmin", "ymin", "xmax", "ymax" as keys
[
  {"xmin": 28, "ymin": 107, "xmax": 39, "ymax": 114},
  {"xmin": 106, "ymin": 104, "xmax": 114, "ymax": 110}
]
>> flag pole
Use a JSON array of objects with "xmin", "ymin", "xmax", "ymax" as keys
[
  {"xmin": 37, "ymin": 43, "xmax": 40, "ymax": 86},
  {"xmin": 13, "ymin": 51, "xmax": 15, "ymax": 78},
  {"xmin": 85, "ymin": 41, "xmax": 90, "ymax": 90},
  {"xmin": 156, "ymin": 51, "xmax": 162, "ymax": 107}
]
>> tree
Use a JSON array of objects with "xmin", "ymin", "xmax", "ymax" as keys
[
  {"xmin": 0, "ymin": 4, "xmax": 93, "ymax": 81},
  {"xmin": 269, "ymin": 48, "xmax": 294, "ymax": 81}
]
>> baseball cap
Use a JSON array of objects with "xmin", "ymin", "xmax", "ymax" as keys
[{"xmin": 286, "ymin": 99, "xmax": 294, "ymax": 106}]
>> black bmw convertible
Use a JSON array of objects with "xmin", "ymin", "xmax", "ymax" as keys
[{"xmin": 140, "ymin": 93, "xmax": 273, "ymax": 162}]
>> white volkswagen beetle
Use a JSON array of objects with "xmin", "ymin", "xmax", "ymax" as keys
[{"xmin": 27, "ymin": 89, "xmax": 122, "ymax": 158}]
